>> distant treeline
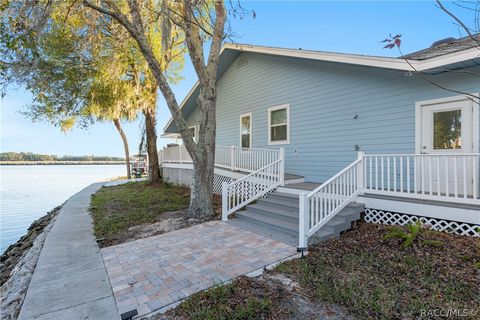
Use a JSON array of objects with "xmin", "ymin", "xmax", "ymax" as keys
[{"xmin": 0, "ymin": 152, "xmax": 125, "ymax": 162}]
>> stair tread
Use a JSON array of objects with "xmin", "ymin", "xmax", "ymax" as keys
[
  {"xmin": 258, "ymin": 197, "xmax": 299, "ymax": 209},
  {"xmin": 238, "ymin": 210, "xmax": 299, "ymax": 233},
  {"xmin": 227, "ymin": 219, "xmax": 297, "ymax": 246},
  {"xmin": 269, "ymin": 192, "xmax": 299, "ymax": 199},
  {"xmin": 251, "ymin": 202, "xmax": 298, "ymax": 214}
]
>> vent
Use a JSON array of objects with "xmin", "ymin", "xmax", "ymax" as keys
[
  {"xmin": 235, "ymin": 56, "xmax": 248, "ymax": 69},
  {"xmin": 430, "ymin": 37, "xmax": 456, "ymax": 48}
]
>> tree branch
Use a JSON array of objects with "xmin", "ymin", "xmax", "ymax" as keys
[{"xmin": 436, "ymin": 0, "xmax": 480, "ymax": 47}]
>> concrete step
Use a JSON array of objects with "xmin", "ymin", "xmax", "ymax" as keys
[
  {"xmin": 227, "ymin": 218, "xmax": 298, "ymax": 247},
  {"xmin": 310, "ymin": 229, "xmax": 340, "ymax": 244},
  {"xmin": 236, "ymin": 210, "xmax": 299, "ymax": 235},
  {"xmin": 257, "ymin": 196, "xmax": 299, "ymax": 211},
  {"xmin": 320, "ymin": 216, "xmax": 353, "ymax": 234},
  {"xmin": 267, "ymin": 192, "xmax": 300, "ymax": 201},
  {"xmin": 246, "ymin": 203, "xmax": 298, "ymax": 222}
]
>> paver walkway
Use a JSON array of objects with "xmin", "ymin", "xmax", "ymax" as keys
[
  {"xmin": 18, "ymin": 180, "xmax": 135, "ymax": 320},
  {"xmin": 102, "ymin": 221, "xmax": 297, "ymax": 317}
]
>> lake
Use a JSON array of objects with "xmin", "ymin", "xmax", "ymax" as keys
[{"xmin": 0, "ymin": 165, "xmax": 126, "ymax": 253}]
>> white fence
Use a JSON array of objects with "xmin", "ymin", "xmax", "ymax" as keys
[
  {"xmin": 363, "ymin": 153, "xmax": 480, "ymax": 204},
  {"xmin": 298, "ymin": 158, "xmax": 362, "ymax": 248},
  {"xmin": 160, "ymin": 145, "xmax": 193, "ymax": 164},
  {"xmin": 222, "ymin": 159, "xmax": 283, "ymax": 220},
  {"xmin": 298, "ymin": 152, "xmax": 480, "ymax": 248},
  {"xmin": 160, "ymin": 145, "xmax": 281, "ymax": 173}
]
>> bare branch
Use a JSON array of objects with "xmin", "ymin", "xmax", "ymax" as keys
[{"xmin": 436, "ymin": 0, "xmax": 480, "ymax": 46}]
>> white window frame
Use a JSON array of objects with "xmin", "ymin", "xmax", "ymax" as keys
[
  {"xmin": 268, "ymin": 104, "xmax": 290, "ymax": 145},
  {"xmin": 188, "ymin": 125, "xmax": 198, "ymax": 143},
  {"xmin": 239, "ymin": 112, "xmax": 252, "ymax": 149}
]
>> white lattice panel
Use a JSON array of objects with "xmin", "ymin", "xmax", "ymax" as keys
[
  {"xmin": 213, "ymin": 174, "xmax": 235, "ymax": 194},
  {"xmin": 365, "ymin": 208, "xmax": 480, "ymax": 237}
]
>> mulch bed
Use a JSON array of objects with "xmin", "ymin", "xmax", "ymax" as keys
[
  {"xmin": 153, "ymin": 273, "xmax": 352, "ymax": 320},
  {"xmin": 275, "ymin": 223, "xmax": 480, "ymax": 319}
]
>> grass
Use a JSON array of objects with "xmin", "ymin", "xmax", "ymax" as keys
[
  {"xmin": 275, "ymin": 223, "xmax": 480, "ymax": 319},
  {"xmin": 89, "ymin": 181, "xmax": 190, "ymax": 244},
  {"xmin": 163, "ymin": 276, "xmax": 293, "ymax": 320}
]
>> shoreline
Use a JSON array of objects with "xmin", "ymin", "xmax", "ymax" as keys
[
  {"xmin": 1, "ymin": 161, "xmax": 125, "ymax": 166},
  {"xmin": 0, "ymin": 205, "xmax": 62, "ymax": 320}
]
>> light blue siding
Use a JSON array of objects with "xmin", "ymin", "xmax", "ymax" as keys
[{"xmin": 185, "ymin": 52, "xmax": 480, "ymax": 182}]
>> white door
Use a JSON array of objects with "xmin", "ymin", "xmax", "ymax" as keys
[{"xmin": 419, "ymin": 98, "xmax": 474, "ymax": 197}]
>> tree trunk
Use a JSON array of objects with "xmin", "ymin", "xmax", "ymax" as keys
[
  {"xmin": 188, "ymin": 96, "xmax": 216, "ymax": 218},
  {"xmin": 113, "ymin": 119, "xmax": 131, "ymax": 179},
  {"xmin": 82, "ymin": 0, "xmax": 226, "ymax": 218},
  {"xmin": 143, "ymin": 108, "xmax": 162, "ymax": 183}
]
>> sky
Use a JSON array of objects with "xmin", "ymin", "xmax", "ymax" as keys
[{"xmin": 0, "ymin": 1, "xmax": 476, "ymax": 157}]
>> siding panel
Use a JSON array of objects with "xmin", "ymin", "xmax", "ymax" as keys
[{"xmin": 186, "ymin": 52, "xmax": 480, "ymax": 182}]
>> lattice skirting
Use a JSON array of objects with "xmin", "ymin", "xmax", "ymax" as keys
[
  {"xmin": 364, "ymin": 208, "xmax": 480, "ymax": 237},
  {"xmin": 162, "ymin": 167, "xmax": 235, "ymax": 195}
]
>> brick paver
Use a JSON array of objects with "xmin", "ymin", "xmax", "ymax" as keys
[{"xmin": 101, "ymin": 220, "xmax": 297, "ymax": 317}]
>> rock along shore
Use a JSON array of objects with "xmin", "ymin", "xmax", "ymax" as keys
[{"xmin": 0, "ymin": 205, "xmax": 61, "ymax": 320}]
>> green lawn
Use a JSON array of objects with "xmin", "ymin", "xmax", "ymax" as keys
[{"xmin": 89, "ymin": 181, "xmax": 190, "ymax": 245}]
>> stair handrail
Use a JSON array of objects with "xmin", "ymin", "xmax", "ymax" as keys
[
  {"xmin": 221, "ymin": 159, "xmax": 283, "ymax": 221},
  {"xmin": 298, "ymin": 155, "xmax": 364, "ymax": 250}
]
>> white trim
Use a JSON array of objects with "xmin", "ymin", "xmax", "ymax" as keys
[
  {"xmin": 357, "ymin": 195, "xmax": 480, "ymax": 224},
  {"xmin": 415, "ymin": 93, "xmax": 480, "ymax": 154},
  {"xmin": 239, "ymin": 112, "xmax": 252, "ymax": 148},
  {"xmin": 188, "ymin": 125, "xmax": 198, "ymax": 143},
  {"xmin": 473, "ymin": 100, "xmax": 480, "ymax": 154},
  {"xmin": 223, "ymin": 43, "xmax": 479, "ymax": 72},
  {"xmin": 268, "ymin": 104, "xmax": 290, "ymax": 145}
]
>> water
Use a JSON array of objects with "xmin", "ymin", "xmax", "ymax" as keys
[{"xmin": 0, "ymin": 165, "xmax": 126, "ymax": 253}]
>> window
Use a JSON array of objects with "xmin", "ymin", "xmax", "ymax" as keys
[
  {"xmin": 239, "ymin": 113, "xmax": 252, "ymax": 148},
  {"xmin": 433, "ymin": 110, "xmax": 462, "ymax": 149},
  {"xmin": 188, "ymin": 126, "xmax": 197, "ymax": 143},
  {"xmin": 268, "ymin": 104, "xmax": 290, "ymax": 145}
]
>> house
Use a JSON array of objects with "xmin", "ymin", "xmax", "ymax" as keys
[{"xmin": 159, "ymin": 35, "xmax": 480, "ymax": 248}]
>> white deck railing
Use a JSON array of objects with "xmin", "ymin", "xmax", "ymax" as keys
[
  {"xmin": 160, "ymin": 145, "xmax": 281, "ymax": 173},
  {"xmin": 298, "ymin": 157, "xmax": 363, "ymax": 249},
  {"xmin": 298, "ymin": 152, "xmax": 480, "ymax": 248},
  {"xmin": 222, "ymin": 159, "xmax": 283, "ymax": 220},
  {"xmin": 363, "ymin": 153, "xmax": 480, "ymax": 204}
]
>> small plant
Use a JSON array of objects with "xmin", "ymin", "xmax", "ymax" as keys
[
  {"xmin": 384, "ymin": 221, "xmax": 423, "ymax": 248},
  {"xmin": 474, "ymin": 261, "xmax": 480, "ymax": 270}
]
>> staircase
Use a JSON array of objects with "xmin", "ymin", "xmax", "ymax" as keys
[{"xmin": 229, "ymin": 191, "xmax": 364, "ymax": 246}]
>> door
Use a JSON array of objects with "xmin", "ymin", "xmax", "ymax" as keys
[{"xmin": 419, "ymin": 98, "xmax": 474, "ymax": 196}]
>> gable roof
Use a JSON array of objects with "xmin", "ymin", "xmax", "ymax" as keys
[
  {"xmin": 402, "ymin": 34, "xmax": 480, "ymax": 60},
  {"xmin": 163, "ymin": 37, "xmax": 480, "ymax": 135}
]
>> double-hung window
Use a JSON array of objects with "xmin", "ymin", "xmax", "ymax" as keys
[
  {"xmin": 268, "ymin": 104, "xmax": 290, "ymax": 145},
  {"xmin": 239, "ymin": 113, "xmax": 252, "ymax": 148}
]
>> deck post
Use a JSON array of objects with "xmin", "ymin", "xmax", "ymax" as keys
[
  {"xmin": 221, "ymin": 182, "xmax": 228, "ymax": 221},
  {"xmin": 230, "ymin": 145, "xmax": 235, "ymax": 171},
  {"xmin": 279, "ymin": 147, "xmax": 285, "ymax": 186},
  {"xmin": 298, "ymin": 192, "xmax": 309, "ymax": 250},
  {"xmin": 357, "ymin": 151, "xmax": 365, "ymax": 193}
]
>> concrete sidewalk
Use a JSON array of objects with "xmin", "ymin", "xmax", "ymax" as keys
[{"xmin": 18, "ymin": 180, "xmax": 131, "ymax": 320}]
